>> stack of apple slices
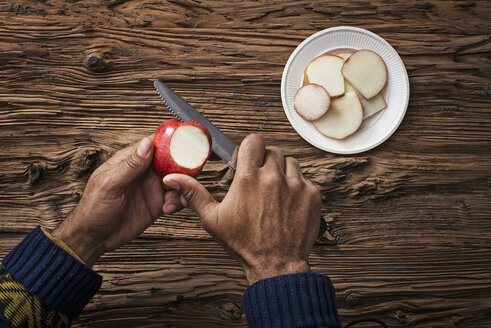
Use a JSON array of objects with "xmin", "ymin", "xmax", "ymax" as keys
[{"xmin": 294, "ymin": 49, "xmax": 388, "ymax": 139}]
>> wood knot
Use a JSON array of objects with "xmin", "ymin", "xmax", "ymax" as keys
[
  {"xmin": 448, "ymin": 316, "xmax": 463, "ymax": 325},
  {"xmin": 70, "ymin": 147, "xmax": 107, "ymax": 177},
  {"xmin": 84, "ymin": 52, "xmax": 106, "ymax": 72},
  {"xmin": 458, "ymin": 201, "xmax": 469, "ymax": 211},
  {"xmin": 71, "ymin": 186, "xmax": 83, "ymax": 201},
  {"xmin": 343, "ymin": 290, "xmax": 360, "ymax": 308},
  {"xmin": 391, "ymin": 309, "xmax": 408, "ymax": 324},
  {"xmin": 213, "ymin": 298, "xmax": 243, "ymax": 321},
  {"xmin": 415, "ymin": 2, "xmax": 434, "ymax": 9},
  {"xmin": 26, "ymin": 161, "xmax": 47, "ymax": 186}
]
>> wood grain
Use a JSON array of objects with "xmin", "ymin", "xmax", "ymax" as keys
[{"xmin": 0, "ymin": 0, "xmax": 490, "ymax": 327}]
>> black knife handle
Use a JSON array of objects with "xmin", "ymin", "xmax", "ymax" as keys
[{"xmin": 318, "ymin": 216, "xmax": 327, "ymax": 238}]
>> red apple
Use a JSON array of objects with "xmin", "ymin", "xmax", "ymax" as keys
[{"xmin": 152, "ymin": 119, "xmax": 212, "ymax": 178}]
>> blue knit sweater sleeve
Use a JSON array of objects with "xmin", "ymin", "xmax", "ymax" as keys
[
  {"xmin": 2, "ymin": 226, "xmax": 102, "ymax": 320},
  {"xmin": 243, "ymin": 272, "xmax": 341, "ymax": 328}
]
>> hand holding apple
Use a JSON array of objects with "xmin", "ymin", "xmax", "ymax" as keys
[
  {"xmin": 52, "ymin": 118, "xmax": 214, "ymax": 267},
  {"xmin": 52, "ymin": 136, "xmax": 186, "ymax": 267}
]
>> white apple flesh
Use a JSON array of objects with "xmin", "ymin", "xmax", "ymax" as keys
[
  {"xmin": 170, "ymin": 125, "xmax": 210, "ymax": 169},
  {"xmin": 312, "ymin": 92, "xmax": 363, "ymax": 139},
  {"xmin": 304, "ymin": 54, "xmax": 345, "ymax": 98},
  {"xmin": 293, "ymin": 83, "xmax": 331, "ymax": 121},
  {"xmin": 152, "ymin": 119, "xmax": 212, "ymax": 178},
  {"xmin": 342, "ymin": 50, "xmax": 387, "ymax": 99}
]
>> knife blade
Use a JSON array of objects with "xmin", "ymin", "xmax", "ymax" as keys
[
  {"xmin": 154, "ymin": 80, "xmax": 237, "ymax": 169},
  {"xmin": 153, "ymin": 80, "xmax": 326, "ymax": 238}
]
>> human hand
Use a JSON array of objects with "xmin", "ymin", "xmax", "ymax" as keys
[
  {"xmin": 163, "ymin": 134, "xmax": 322, "ymax": 284},
  {"xmin": 53, "ymin": 136, "xmax": 184, "ymax": 267}
]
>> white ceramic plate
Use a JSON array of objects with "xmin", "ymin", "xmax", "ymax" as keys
[{"xmin": 281, "ymin": 26, "xmax": 410, "ymax": 154}]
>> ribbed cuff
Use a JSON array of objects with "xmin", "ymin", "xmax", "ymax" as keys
[
  {"xmin": 243, "ymin": 272, "xmax": 341, "ymax": 328},
  {"xmin": 2, "ymin": 226, "xmax": 102, "ymax": 318}
]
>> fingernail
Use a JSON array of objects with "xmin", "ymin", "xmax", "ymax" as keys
[
  {"xmin": 164, "ymin": 204, "xmax": 177, "ymax": 214},
  {"xmin": 137, "ymin": 137, "xmax": 151, "ymax": 157},
  {"xmin": 163, "ymin": 178, "xmax": 180, "ymax": 191}
]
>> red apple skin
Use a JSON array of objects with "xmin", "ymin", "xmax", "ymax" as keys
[{"xmin": 152, "ymin": 119, "xmax": 212, "ymax": 179}]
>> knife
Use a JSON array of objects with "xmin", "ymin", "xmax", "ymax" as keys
[
  {"xmin": 153, "ymin": 80, "xmax": 327, "ymax": 237},
  {"xmin": 154, "ymin": 80, "xmax": 237, "ymax": 168}
]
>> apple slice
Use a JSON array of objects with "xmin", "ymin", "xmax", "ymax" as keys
[
  {"xmin": 336, "ymin": 52, "xmax": 353, "ymax": 61},
  {"xmin": 294, "ymin": 83, "xmax": 331, "ymax": 121},
  {"xmin": 342, "ymin": 50, "xmax": 387, "ymax": 99},
  {"xmin": 360, "ymin": 93, "xmax": 386, "ymax": 119},
  {"xmin": 304, "ymin": 54, "xmax": 345, "ymax": 98},
  {"xmin": 152, "ymin": 119, "xmax": 212, "ymax": 178},
  {"xmin": 345, "ymin": 81, "xmax": 386, "ymax": 119},
  {"xmin": 312, "ymin": 92, "xmax": 363, "ymax": 139}
]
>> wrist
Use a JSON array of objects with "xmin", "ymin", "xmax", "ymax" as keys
[
  {"xmin": 244, "ymin": 260, "xmax": 310, "ymax": 285},
  {"xmin": 52, "ymin": 222, "xmax": 105, "ymax": 267}
]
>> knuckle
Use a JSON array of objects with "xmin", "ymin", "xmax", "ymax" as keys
[
  {"xmin": 288, "ymin": 176, "xmax": 304, "ymax": 190},
  {"xmin": 125, "ymin": 154, "xmax": 141, "ymax": 170},
  {"xmin": 264, "ymin": 171, "xmax": 284, "ymax": 185},
  {"xmin": 286, "ymin": 156, "xmax": 297, "ymax": 164},
  {"xmin": 248, "ymin": 133, "xmax": 263, "ymax": 141},
  {"xmin": 286, "ymin": 157, "xmax": 304, "ymax": 173},
  {"xmin": 243, "ymin": 133, "xmax": 264, "ymax": 147},
  {"xmin": 182, "ymin": 186, "xmax": 196, "ymax": 202}
]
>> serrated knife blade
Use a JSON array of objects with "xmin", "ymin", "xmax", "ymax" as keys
[{"xmin": 154, "ymin": 80, "xmax": 237, "ymax": 168}]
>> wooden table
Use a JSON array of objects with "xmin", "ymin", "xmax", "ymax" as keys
[{"xmin": 1, "ymin": 1, "xmax": 490, "ymax": 327}]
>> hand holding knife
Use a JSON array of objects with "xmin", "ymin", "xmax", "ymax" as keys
[{"xmin": 153, "ymin": 80, "xmax": 327, "ymax": 238}]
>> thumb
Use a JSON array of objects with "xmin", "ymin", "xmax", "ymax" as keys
[
  {"xmin": 117, "ymin": 137, "xmax": 153, "ymax": 185},
  {"xmin": 163, "ymin": 174, "xmax": 219, "ymax": 229}
]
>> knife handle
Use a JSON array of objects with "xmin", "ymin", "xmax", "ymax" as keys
[{"xmin": 318, "ymin": 216, "xmax": 327, "ymax": 238}]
